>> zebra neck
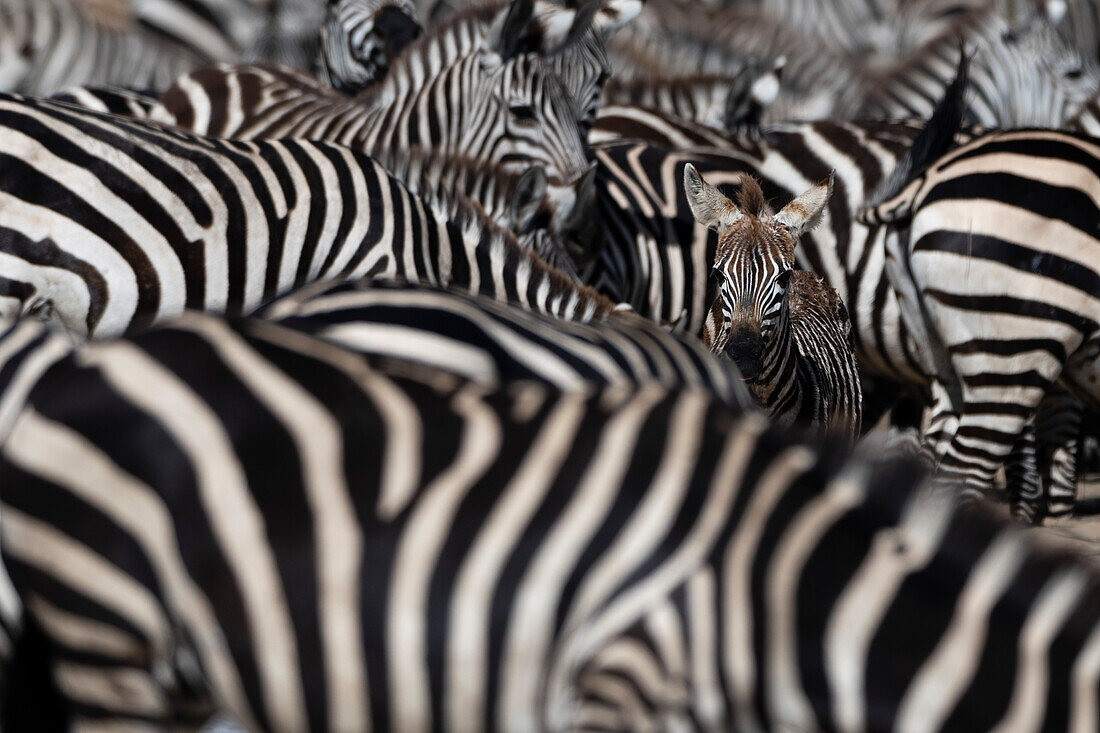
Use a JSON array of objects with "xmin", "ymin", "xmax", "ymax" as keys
[
  {"xmin": 753, "ymin": 297, "xmax": 801, "ymax": 425},
  {"xmin": 355, "ymin": 43, "xmax": 482, "ymax": 154}
]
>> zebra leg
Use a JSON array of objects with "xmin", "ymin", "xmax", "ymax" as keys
[
  {"xmin": 1005, "ymin": 414, "xmax": 1043, "ymax": 524},
  {"xmin": 918, "ymin": 379, "xmax": 959, "ymax": 472},
  {"xmin": 1036, "ymin": 388, "xmax": 1084, "ymax": 519}
]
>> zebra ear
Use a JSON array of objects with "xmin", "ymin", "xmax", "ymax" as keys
[
  {"xmin": 591, "ymin": 0, "xmax": 643, "ymax": 35},
  {"xmin": 510, "ymin": 167, "xmax": 548, "ymax": 233},
  {"xmin": 775, "ymin": 172, "xmax": 834, "ymax": 237},
  {"xmin": 492, "ymin": 0, "xmax": 590, "ymax": 60},
  {"xmin": 492, "ymin": 0, "xmax": 536, "ymax": 60},
  {"xmin": 684, "ymin": 164, "xmax": 741, "ymax": 233}
]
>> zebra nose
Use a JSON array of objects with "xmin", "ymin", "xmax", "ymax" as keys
[
  {"xmin": 727, "ymin": 328, "xmax": 763, "ymax": 381},
  {"xmin": 375, "ymin": 6, "xmax": 423, "ymax": 56}
]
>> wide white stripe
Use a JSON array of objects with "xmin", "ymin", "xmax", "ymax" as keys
[
  {"xmin": 991, "ymin": 570, "xmax": 1089, "ymax": 733},
  {"xmin": 896, "ymin": 534, "xmax": 1026, "ymax": 733},
  {"xmin": 190, "ymin": 317, "xmax": 368, "ymax": 732},
  {"xmin": 446, "ymin": 396, "xmax": 585, "ymax": 733},
  {"xmin": 765, "ymin": 469, "xmax": 868, "ymax": 732},
  {"xmin": 4, "ymin": 405, "xmax": 258, "ymax": 727},
  {"xmin": 388, "ymin": 385, "xmax": 501, "ymax": 733},
  {"xmin": 722, "ymin": 446, "xmax": 816, "ymax": 733},
  {"xmin": 83, "ymin": 341, "xmax": 307, "ymax": 730},
  {"xmin": 499, "ymin": 386, "xmax": 664, "ymax": 731},
  {"xmin": 824, "ymin": 492, "xmax": 954, "ymax": 733}
]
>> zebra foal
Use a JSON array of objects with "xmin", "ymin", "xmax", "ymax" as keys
[
  {"xmin": 0, "ymin": 310, "xmax": 1098, "ymax": 729},
  {"xmin": 684, "ymin": 165, "xmax": 862, "ymax": 437},
  {"xmin": 0, "ymin": 93, "xmax": 614, "ymax": 338}
]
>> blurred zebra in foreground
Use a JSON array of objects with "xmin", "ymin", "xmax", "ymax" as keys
[{"xmin": 0, "ymin": 308, "xmax": 1098, "ymax": 729}]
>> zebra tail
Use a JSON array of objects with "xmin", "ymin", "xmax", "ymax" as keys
[{"xmin": 858, "ymin": 47, "xmax": 969, "ymax": 226}]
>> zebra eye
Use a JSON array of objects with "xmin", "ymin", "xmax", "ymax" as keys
[
  {"xmin": 1066, "ymin": 67, "xmax": 1084, "ymax": 80},
  {"xmin": 776, "ymin": 270, "xmax": 792, "ymax": 289},
  {"xmin": 509, "ymin": 104, "xmax": 538, "ymax": 126}
]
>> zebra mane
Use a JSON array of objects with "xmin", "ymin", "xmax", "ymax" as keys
[{"xmin": 862, "ymin": 50, "xmax": 968, "ymax": 215}]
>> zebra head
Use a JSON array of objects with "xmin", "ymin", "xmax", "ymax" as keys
[
  {"xmin": 318, "ymin": 0, "xmax": 423, "ymax": 94},
  {"xmin": 452, "ymin": 0, "xmax": 597, "ymax": 230},
  {"xmin": 684, "ymin": 164, "xmax": 833, "ymax": 381},
  {"xmin": 972, "ymin": 0, "xmax": 1100, "ymax": 126}
]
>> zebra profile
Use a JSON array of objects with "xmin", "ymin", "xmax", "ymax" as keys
[
  {"xmin": 0, "ymin": 93, "xmax": 614, "ymax": 338},
  {"xmin": 150, "ymin": 0, "xmax": 596, "ymax": 232},
  {"xmin": 1, "ymin": 308, "xmax": 1099, "ymax": 729},
  {"xmin": 683, "ymin": 165, "xmax": 862, "ymax": 437}
]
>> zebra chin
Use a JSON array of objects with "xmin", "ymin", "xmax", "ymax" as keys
[{"xmin": 723, "ymin": 327, "xmax": 764, "ymax": 382}]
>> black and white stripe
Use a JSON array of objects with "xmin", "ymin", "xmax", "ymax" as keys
[
  {"xmin": 0, "ymin": 309, "xmax": 1098, "ymax": 729},
  {"xmin": 0, "ymin": 93, "xmax": 614, "ymax": 338},
  {"xmin": 315, "ymin": 0, "xmax": 423, "ymax": 94},
  {"xmin": 860, "ymin": 127, "xmax": 1100, "ymax": 493},
  {"xmin": 151, "ymin": 11, "xmax": 594, "ymax": 231}
]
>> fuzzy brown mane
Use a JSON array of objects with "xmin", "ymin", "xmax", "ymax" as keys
[{"xmin": 735, "ymin": 176, "xmax": 769, "ymax": 218}]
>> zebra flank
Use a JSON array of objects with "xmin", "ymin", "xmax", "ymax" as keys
[
  {"xmin": 0, "ymin": 93, "xmax": 613, "ymax": 338},
  {"xmin": 0, "ymin": 309, "xmax": 1098, "ymax": 729}
]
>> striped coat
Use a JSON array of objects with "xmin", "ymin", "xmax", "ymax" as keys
[
  {"xmin": 1, "ymin": 311, "xmax": 1098, "ymax": 730},
  {"xmin": 0, "ymin": 93, "xmax": 613, "ymax": 338}
]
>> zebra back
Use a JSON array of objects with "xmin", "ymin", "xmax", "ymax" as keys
[
  {"xmin": 0, "ymin": 93, "xmax": 614, "ymax": 338},
  {"xmin": 256, "ymin": 276, "xmax": 755, "ymax": 407},
  {"xmin": 2, "ymin": 309, "xmax": 1099, "ymax": 729}
]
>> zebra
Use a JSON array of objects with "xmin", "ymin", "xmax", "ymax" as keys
[
  {"xmin": 149, "ymin": 0, "xmax": 598, "ymax": 233},
  {"xmin": 600, "ymin": 61, "xmax": 780, "ymax": 136},
  {"xmin": 315, "ymin": 0, "xmax": 423, "ymax": 94},
  {"xmin": 255, "ymin": 276, "xmax": 757, "ymax": 407},
  {"xmin": 683, "ymin": 165, "xmax": 862, "ymax": 438},
  {"xmin": 1, "ymin": 308, "xmax": 1099, "ymax": 729},
  {"xmin": 603, "ymin": 2, "xmax": 855, "ymax": 122},
  {"xmin": 857, "ymin": 0, "xmax": 1100, "ymax": 128},
  {"xmin": 0, "ymin": 0, "xmax": 216, "ymax": 95},
  {"xmin": 0, "ymin": 93, "xmax": 616, "ymax": 339},
  {"xmin": 858, "ymin": 126, "xmax": 1100, "ymax": 495},
  {"xmin": 374, "ymin": 145, "xmax": 590, "ymax": 276},
  {"xmin": 1006, "ymin": 386, "xmax": 1085, "ymax": 523}
]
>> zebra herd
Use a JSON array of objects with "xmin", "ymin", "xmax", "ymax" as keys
[{"xmin": 1, "ymin": 0, "xmax": 1100, "ymax": 729}]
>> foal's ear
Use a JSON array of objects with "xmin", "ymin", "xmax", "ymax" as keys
[
  {"xmin": 684, "ymin": 164, "xmax": 742, "ymax": 232},
  {"xmin": 775, "ymin": 171, "xmax": 834, "ymax": 237}
]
